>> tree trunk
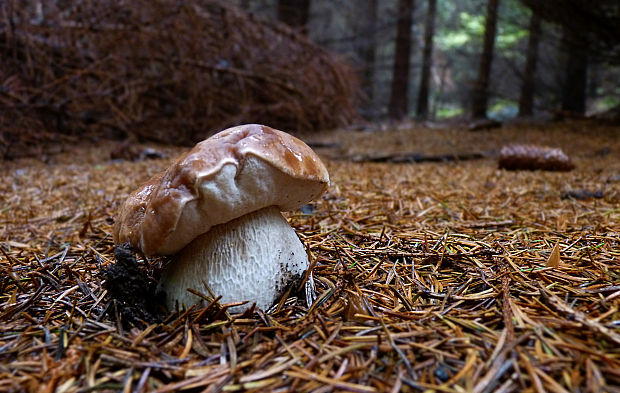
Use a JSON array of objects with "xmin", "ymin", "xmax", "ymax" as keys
[
  {"xmin": 561, "ymin": 27, "xmax": 588, "ymax": 115},
  {"xmin": 518, "ymin": 11, "xmax": 541, "ymax": 117},
  {"xmin": 277, "ymin": 0, "xmax": 311, "ymax": 35},
  {"xmin": 388, "ymin": 0, "xmax": 415, "ymax": 120},
  {"xmin": 471, "ymin": 0, "xmax": 499, "ymax": 119},
  {"xmin": 355, "ymin": 0, "xmax": 379, "ymax": 109},
  {"xmin": 416, "ymin": 0, "xmax": 437, "ymax": 119}
]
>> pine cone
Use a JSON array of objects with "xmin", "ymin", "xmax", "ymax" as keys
[{"xmin": 498, "ymin": 144, "xmax": 574, "ymax": 171}]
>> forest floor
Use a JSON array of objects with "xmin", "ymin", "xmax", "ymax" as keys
[{"xmin": 1, "ymin": 121, "xmax": 619, "ymax": 392}]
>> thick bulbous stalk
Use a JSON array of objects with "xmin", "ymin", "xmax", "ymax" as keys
[{"xmin": 160, "ymin": 206, "xmax": 309, "ymax": 312}]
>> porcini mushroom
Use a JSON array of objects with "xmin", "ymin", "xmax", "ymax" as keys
[{"xmin": 113, "ymin": 124, "xmax": 329, "ymax": 312}]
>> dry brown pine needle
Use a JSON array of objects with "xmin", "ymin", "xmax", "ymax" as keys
[{"xmin": 1, "ymin": 122, "xmax": 619, "ymax": 392}]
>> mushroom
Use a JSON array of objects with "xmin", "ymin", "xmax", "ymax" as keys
[{"xmin": 113, "ymin": 124, "xmax": 329, "ymax": 312}]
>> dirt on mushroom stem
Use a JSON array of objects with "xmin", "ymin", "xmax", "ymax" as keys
[{"xmin": 103, "ymin": 243, "xmax": 167, "ymax": 328}]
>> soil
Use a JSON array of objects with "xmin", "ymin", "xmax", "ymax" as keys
[{"xmin": 103, "ymin": 244, "xmax": 166, "ymax": 328}]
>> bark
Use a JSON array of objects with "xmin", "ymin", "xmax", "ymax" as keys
[
  {"xmin": 355, "ymin": 0, "xmax": 379, "ymax": 106},
  {"xmin": 388, "ymin": 0, "xmax": 415, "ymax": 119},
  {"xmin": 471, "ymin": 0, "xmax": 499, "ymax": 119},
  {"xmin": 518, "ymin": 11, "xmax": 541, "ymax": 117},
  {"xmin": 416, "ymin": 0, "xmax": 437, "ymax": 119},
  {"xmin": 277, "ymin": 0, "xmax": 311, "ymax": 35},
  {"xmin": 561, "ymin": 27, "xmax": 588, "ymax": 115}
]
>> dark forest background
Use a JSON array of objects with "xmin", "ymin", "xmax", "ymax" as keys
[
  {"xmin": 1, "ymin": 0, "xmax": 619, "ymax": 156},
  {"xmin": 252, "ymin": 0, "xmax": 620, "ymax": 121}
]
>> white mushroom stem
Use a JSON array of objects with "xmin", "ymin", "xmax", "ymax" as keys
[{"xmin": 160, "ymin": 206, "xmax": 309, "ymax": 312}]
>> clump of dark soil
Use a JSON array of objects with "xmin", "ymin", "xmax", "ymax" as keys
[{"xmin": 103, "ymin": 243, "xmax": 166, "ymax": 328}]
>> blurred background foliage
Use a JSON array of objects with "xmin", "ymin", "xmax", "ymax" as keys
[{"xmin": 247, "ymin": 0, "xmax": 619, "ymax": 121}]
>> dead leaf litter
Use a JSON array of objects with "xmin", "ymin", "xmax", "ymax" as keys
[{"xmin": 1, "ymin": 122, "xmax": 619, "ymax": 392}]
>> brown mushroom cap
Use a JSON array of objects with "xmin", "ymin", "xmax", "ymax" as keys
[{"xmin": 113, "ymin": 124, "xmax": 329, "ymax": 256}]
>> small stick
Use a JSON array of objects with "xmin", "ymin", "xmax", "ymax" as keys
[{"xmin": 538, "ymin": 283, "xmax": 620, "ymax": 346}]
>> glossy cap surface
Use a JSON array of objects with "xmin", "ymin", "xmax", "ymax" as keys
[{"xmin": 114, "ymin": 124, "xmax": 329, "ymax": 255}]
